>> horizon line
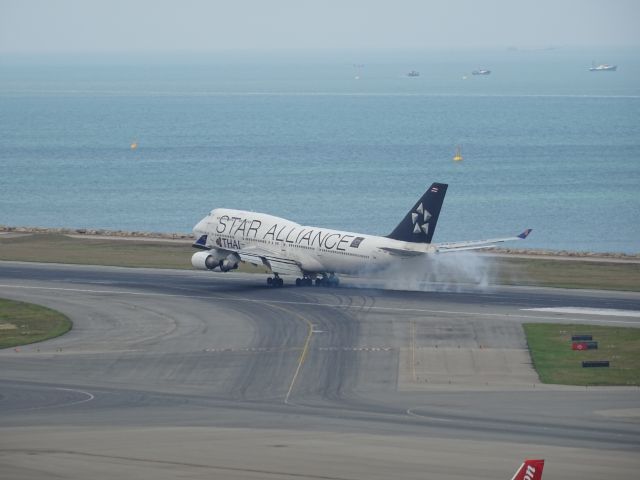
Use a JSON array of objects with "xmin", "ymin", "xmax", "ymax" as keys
[{"xmin": 1, "ymin": 45, "xmax": 639, "ymax": 56}]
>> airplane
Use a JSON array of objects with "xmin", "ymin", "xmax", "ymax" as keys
[
  {"xmin": 191, "ymin": 182, "xmax": 531, "ymax": 287},
  {"xmin": 511, "ymin": 459, "xmax": 545, "ymax": 480}
]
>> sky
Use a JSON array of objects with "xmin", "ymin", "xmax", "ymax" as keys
[{"xmin": 1, "ymin": 0, "xmax": 639, "ymax": 54}]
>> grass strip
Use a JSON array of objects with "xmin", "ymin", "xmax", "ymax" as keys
[
  {"xmin": 495, "ymin": 257, "xmax": 640, "ymax": 292},
  {"xmin": 0, "ymin": 298, "xmax": 72, "ymax": 349},
  {"xmin": 0, "ymin": 233, "xmax": 266, "ymax": 273},
  {"xmin": 0, "ymin": 233, "xmax": 194, "ymax": 269},
  {"xmin": 523, "ymin": 323, "xmax": 640, "ymax": 386},
  {"xmin": 1, "ymin": 233, "xmax": 639, "ymax": 290}
]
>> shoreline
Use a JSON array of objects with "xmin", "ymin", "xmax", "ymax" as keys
[{"xmin": 2, "ymin": 225, "xmax": 639, "ymax": 262}]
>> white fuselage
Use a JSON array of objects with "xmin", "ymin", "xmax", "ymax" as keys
[{"xmin": 193, "ymin": 208, "xmax": 435, "ymax": 275}]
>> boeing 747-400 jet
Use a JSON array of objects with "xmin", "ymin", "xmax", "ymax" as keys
[{"xmin": 191, "ymin": 182, "xmax": 531, "ymax": 287}]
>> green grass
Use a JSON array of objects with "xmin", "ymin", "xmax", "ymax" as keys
[
  {"xmin": 0, "ymin": 298, "xmax": 72, "ymax": 349},
  {"xmin": 524, "ymin": 323, "xmax": 640, "ymax": 386},
  {"xmin": 495, "ymin": 257, "xmax": 640, "ymax": 292},
  {"xmin": 0, "ymin": 233, "xmax": 194, "ymax": 269},
  {"xmin": 0, "ymin": 233, "xmax": 267, "ymax": 273}
]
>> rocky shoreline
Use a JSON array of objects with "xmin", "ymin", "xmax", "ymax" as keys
[
  {"xmin": 0, "ymin": 225, "xmax": 192, "ymax": 240},
  {"xmin": 1, "ymin": 225, "xmax": 638, "ymax": 260}
]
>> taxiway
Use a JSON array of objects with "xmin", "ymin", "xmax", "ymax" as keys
[{"xmin": 1, "ymin": 261, "xmax": 639, "ymax": 479}]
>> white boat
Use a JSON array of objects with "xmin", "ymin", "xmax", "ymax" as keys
[{"xmin": 589, "ymin": 63, "xmax": 617, "ymax": 72}]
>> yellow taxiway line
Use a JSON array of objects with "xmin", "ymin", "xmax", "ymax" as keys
[{"xmin": 263, "ymin": 302, "xmax": 315, "ymax": 404}]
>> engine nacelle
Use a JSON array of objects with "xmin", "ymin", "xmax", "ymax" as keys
[
  {"xmin": 191, "ymin": 250, "xmax": 225, "ymax": 270},
  {"xmin": 191, "ymin": 251, "xmax": 240, "ymax": 272},
  {"xmin": 219, "ymin": 253, "xmax": 240, "ymax": 272}
]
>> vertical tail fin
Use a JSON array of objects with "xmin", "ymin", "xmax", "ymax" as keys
[
  {"xmin": 387, "ymin": 183, "xmax": 448, "ymax": 243},
  {"xmin": 511, "ymin": 459, "xmax": 544, "ymax": 480}
]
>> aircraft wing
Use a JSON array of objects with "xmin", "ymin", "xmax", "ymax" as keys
[
  {"xmin": 236, "ymin": 245, "xmax": 304, "ymax": 276},
  {"xmin": 434, "ymin": 229, "xmax": 532, "ymax": 253}
]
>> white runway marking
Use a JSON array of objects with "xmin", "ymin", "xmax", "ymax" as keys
[
  {"xmin": 523, "ymin": 307, "xmax": 640, "ymax": 318},
  {"xmin": 16, "ymin": 387, "xmax": 95, "ymax": 412},
  {"xmin": 55, "ymin": 387, "xmax": 96, "ymax": 406}
]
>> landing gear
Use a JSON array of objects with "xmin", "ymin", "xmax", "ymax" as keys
[
  {"xmin": 267, "ymin": 275, "xmax": 284, "ymax": 287},
  {"xmin": 314, "ymin": 274, "xmax": 340, "ymax": 288},
  {"xmin": 295, "ymin": 277, "xmax": 313, "ymax": 287}
]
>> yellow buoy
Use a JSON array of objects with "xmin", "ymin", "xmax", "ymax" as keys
[
  {"xmin": 453, "ymin": 145, "xmax": 463, "ymax": 162},
  {"xmin": 130, "ymin": 141, "xmax": 138, "ymax": 150}
]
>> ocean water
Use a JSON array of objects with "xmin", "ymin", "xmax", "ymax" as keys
[{"xmin": 1, "ymin": 49, "xmax": 639, "ymax": 253}]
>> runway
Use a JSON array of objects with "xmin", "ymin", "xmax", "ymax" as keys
[{"xmin": 1, "ymin": 261, "xmax": 639, "ymax": 479}]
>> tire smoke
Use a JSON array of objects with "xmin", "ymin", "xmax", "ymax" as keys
[{"xmin": 358, "ymin": 251, "xmax": 499, "ymax": 292}]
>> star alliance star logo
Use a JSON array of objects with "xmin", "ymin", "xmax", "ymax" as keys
[{"xmin": 411, "ymin": 202, "xmax": 431, "ymax": 235}]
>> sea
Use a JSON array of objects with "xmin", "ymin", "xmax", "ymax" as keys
[{"xmin": 1, "ymin": 48, "xmax": 639, "ymax": 253}]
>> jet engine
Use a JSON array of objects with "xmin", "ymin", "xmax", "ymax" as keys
[
  {"xmin": 191, "ymin": 251, "xmax": 223, "ymax": 270},
  {"xmin": 191, "ymin": 251, "xmax": 240, "ymax": 272},
  {"xmin": 219, "ymin": 253, "xmax": 240, "ymax": 272}
]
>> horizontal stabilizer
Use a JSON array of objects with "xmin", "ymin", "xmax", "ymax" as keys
[
  {"xmin": 435, "ymin": 229, "xmax": 532, "ymax": 253},
  {"xmin": 518, "ymin": 229, "xmax": 532, "ymax": 239}
]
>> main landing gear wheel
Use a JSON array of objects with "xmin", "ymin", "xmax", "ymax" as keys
[
  {"xmin": 267, "ymin": 276, "xmax": 284, "ymax": 287},
  {"xmin": 295, "ymin": 277, "xmax": 313, "ymax": 287}
]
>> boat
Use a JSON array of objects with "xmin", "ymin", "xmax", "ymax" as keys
[
  {"xmin": 589, "ymin": 63, "xmax": 617, "ymax": 72},
  {"xmin": 453, "ymin": 146, "xmax": 463, "ymax": 162},
  {"xmin": 406, "ymin": 70, "xmax": 420, "ymax": 77},
  {"xmin": 471, "ymin": 69, "xmax": 491, "ymax": 75}
]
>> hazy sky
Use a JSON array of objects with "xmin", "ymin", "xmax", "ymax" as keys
[{"xmin": 1, "ymin": 0, "xmax": 638, "ymax": 54}]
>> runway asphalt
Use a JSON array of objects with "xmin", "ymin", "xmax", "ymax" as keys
[{"xmin": 1, "ymin": 261, "xmax": 639, "ymax": 479}]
